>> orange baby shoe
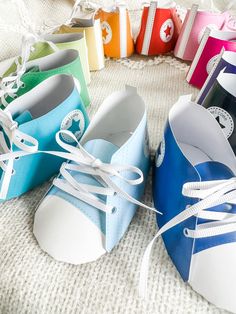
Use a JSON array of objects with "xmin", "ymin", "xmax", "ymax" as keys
[{"xmin": 96, "ymin": 4, "xmax": 134, "ymax": 58}]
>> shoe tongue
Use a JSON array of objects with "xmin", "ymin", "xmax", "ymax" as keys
[
  {"xmin": 14, "ymin": 110, "xmax": 33, "ymax": 125},
  {"xmin": 195, "ymin": 161, "xmax": 235, "ymax": 181},
  {"xmin": 83, "ymin": 139, "xmax": 119, "ymax": 163}
]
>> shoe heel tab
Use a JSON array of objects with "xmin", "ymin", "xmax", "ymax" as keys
[
  {"xmin": 73, "ymin": 77, "xmax": 81, "ymax": 94},
  {"xmin": 177, "ymin": 94, "xmax": 193, "ymax": 103}
]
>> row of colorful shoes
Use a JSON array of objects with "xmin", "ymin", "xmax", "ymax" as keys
[
  {"xmin": 1, "ymin": 1, "xmax": 236, "ymax": 314},
  {"xmin": 60, "ymin": 0, "xmax": 236, "ymax": 97},
  {"xmin": 1, "ymin": 39, "xmax": 236, "ymax": 313},
  {"xmin": 56, "ymin": 0, "xmax": 182, "ymax": 59},
  {"xmin": 50, "ymin": 0, "xmax": 236, "ymax": 96},
  {"xmin": 2, "ymin": 0, "xmax": 236, "ymax": 92},
  {"xmin": 135, "ymin": 1, "xmax": 236, "ymax": 91}
]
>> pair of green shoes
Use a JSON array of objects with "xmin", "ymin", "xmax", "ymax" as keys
[{"xmin": 0, "ymin": 33, "xmax": 91, "ymax": 109}]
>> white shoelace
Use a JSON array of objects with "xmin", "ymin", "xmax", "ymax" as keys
[
  {"xmin": 0, "ymin": 109, "xmax": 38, "ymax": 199},
  {"xmin": 53, "ymin": 130, "xmax": 160, "ymax": 215},
  {"xmin": 0, "ymin": 127, "xmax": 85, "ymax": 200},
  {"xmin": 0, "ymin": 126, "xmax": 159, "ymax": 213},
  {"xmin": 0, "ymin": 34, "xmax": 36, "ymax": 107},
  {"xmin": 44, "ymin": 0, "xmax": 101, "ymax": 33},
  {"xmin": 69, "ymin": 0, "xmax": 100, "ymax": 22},
  {"xmin": 139, "ymin": 177, "xmax": 236, "ymax": 298},
  {"xmin": 0, "ymin": 33, "xmax": 58, "ymax": 107}
]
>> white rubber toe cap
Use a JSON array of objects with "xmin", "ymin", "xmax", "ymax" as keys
[
  {"xmin": 189, "ymin": 242, "xmax": 236, "ymax": 313},
  {"xmin": 33, "ymin": 195, "xmax": 106, "ymax": 264}
]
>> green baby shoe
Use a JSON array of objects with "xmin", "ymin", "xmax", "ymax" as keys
[
  {"xmin": 44, "ymin": 33, "xmax": 90, "ymax": 84},
  {"xmin": 0, "ymin": 49, "xmax": 90, "ymax": 108},
  {"xmin": 2, "ymin": 32, "xmax": 90, "ymax": 85}
]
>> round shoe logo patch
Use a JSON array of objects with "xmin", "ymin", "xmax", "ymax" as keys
[
  {"xmin": 160, "ymin": 19, "xmax": 174, "ymax": 43},
  {"xmin": 206, "ymin": 54, "xmax": 219, "ymax": 74},
  {"xmin": 208, "ymin": 106, "xmax": 234, "ymax": 139},
  {"xmin": 155, "ymin": 137, "xmax": 165, "ymax": 168},
  {"xmin": 61, "ymin": 110, "xmax": 85, "ymax": 143},
  {"xmin": 101, "ymin": 21, "xmax": 112, "ymax": 44},
  {"xmin": 198, "ymin": 24, "xmax": 218, "ymax": 44}
]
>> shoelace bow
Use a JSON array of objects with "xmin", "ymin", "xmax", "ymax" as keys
[
  {"xmin": 0, "ymin": 109, "xmax": 38, "ymax": 199},
  {"xmin": 53, "ymin": 130, "xmax": 159, "ymax": 214},
  {"xmin": 139, "ymin": 177, "xmax": 236, "ymax": 298},
  {"xmin": 0, "ymin": 126, "xmax": 159, "ymax": 215},
  {"xmin": 0, "ymin": 33, "xmax": 58, "ymax": 107}
]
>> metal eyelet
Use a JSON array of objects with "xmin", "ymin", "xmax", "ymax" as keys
[
  {"xmin": 225, "ymin": 204, "xmax": 233, "ymax": 211},
  {"xmin": 21, "ymin": 83, "xmax": 26, "ymax": 89},
  {"xmin": 183, "ymin": 228, "xmax": 189, "ymax": 237},
  {"xmin": 12, "ymin": 169, "xmax": 16, "ymax": 175}
]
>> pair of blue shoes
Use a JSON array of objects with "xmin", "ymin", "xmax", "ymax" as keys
[{"xmin": 1, "ymin": 73, "xmax": 236, "ymax": 312}]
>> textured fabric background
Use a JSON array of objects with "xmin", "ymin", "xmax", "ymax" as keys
[{"xmin": 0, "ymin": 1, "xmax": 233, "ymax": 314}]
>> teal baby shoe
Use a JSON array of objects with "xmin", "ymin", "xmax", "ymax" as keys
[
  {"xmin": 33, "ymin": 86, "xmax": 157, "ymax": 265},
  {"xmin": 0, "ymin": 74, "xmax": 89, "ymax": 201},
  {"xmin": 0, "ymin": 49, "xmax": 90, "ymax": 108}
]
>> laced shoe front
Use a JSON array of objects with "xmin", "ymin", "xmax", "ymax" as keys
[
  {"xmin": 0, "ymin": 74, "xmax": 89, "ymax": 201},
  {"xmin": 140, "ymin": 96, "xmax": 236, "ymax": 313},
  {"xmin": 33, "ymin": 86, "xmax": 157, "ymax": 264}
]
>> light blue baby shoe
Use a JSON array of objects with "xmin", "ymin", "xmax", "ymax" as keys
[
  {"xmin": 0, "ymin": 74, "xmax": 89, "ymax": 201},
  {"xmin": 140, "ymin": 95, "xmax": 236, "ymax": 313},
  {"xmin": 33, "ymin": 86, "xmax": 155, "ymax": 264}
]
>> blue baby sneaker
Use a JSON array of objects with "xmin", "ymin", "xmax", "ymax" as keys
[
  {"xmin": 140, "ymin": 96, "xmax": 236, "ymax": 313},
  {"xmin": 33, "ymin": 86, "xmax": 155, "ymax": 264},
  {"xmin": 0, "ymin": 74, "xmax": 89, "ymax": 201}
]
